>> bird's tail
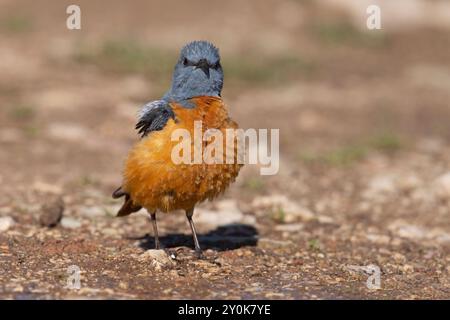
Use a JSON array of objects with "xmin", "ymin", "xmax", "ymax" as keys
[{"xmin": 112, "ymin": 186, "xmax": 142, "ymax": 217}]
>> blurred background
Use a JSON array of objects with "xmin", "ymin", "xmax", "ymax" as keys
[{"xmin": 0, "ymin": 0, "xmax": 449, "ymax": 299}]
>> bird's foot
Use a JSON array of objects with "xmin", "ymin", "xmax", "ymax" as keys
[{"xmin": 194, "ymin": 249, "xmax": 204, "ymax": 259}]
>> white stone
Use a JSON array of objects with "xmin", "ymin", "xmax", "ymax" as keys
[
  {"xmin": 139, "ymin": 250, "xmax": 174, "ymax": 271},
  {"xmin": 433, "ymin": 172, "xmax": 450, "ymax": 200},
  {"xmin": 0, "ymin": 216, "xmax": 15, "ymax": 232},
  {"xmin": 60, "ymin": 217, "xmax": 82, "ymax": 229}
]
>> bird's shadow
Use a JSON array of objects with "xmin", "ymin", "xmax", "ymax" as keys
[{"xmin": 133, "ymin": 224, "xmax": 258, "ymax": 252}]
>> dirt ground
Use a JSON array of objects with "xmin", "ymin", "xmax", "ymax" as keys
[{"xmin": 0, "ymin": 0, "xmax": 449, "ymax": 299}]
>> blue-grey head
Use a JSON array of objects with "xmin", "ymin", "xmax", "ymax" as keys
[{"xmin": 163, "ymin": 41, "xmax": 223, "ymax": 102}]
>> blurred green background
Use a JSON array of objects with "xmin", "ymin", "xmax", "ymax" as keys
[{"xmin": 0, "ymin": 0, "xmax": 449, "ymax": 210}]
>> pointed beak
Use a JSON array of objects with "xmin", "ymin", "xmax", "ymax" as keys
[{"xmin": 196, "ymin": 59, "xmax": 210, "ymax": 79}]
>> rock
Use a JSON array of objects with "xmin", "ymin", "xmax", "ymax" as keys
[
  {"xmin": 251, "ymin": 195, "xmax": 314, "ymax": 222},
  {"xmin": 0, "ymin": 216, "xmax": 15, "ymax": 232},
  {"xmin": 60, "ymin": 217, "xmax": 82, "ymax": 229},
  {"xmin": 433, "ymin": 172, "xmax": 450, "ymax": 200},
  {"xmin": 39, "ymin": 197, "xmax": 64, "ymax": 227},
  {"xmin": 139, "ymin": 250, "xmax": 175, "ymax": 271},
  {"xmin": 195, "ymin": 200, "xmax": 245, "ymax": 228}
]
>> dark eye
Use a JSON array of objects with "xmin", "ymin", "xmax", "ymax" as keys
[
  {"xmin": 213, "ymin": 61, "xmax": 221, "ymax": 69},
  {"xmin": 183, "ymin": 58, "xmax": 188, "ymax": 66}
]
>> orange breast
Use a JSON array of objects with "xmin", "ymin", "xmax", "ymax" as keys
[{"xmin": 122, "ymin": 96, "xmax": 242, "ymax": 213}]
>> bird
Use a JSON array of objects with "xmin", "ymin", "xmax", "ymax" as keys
[{"xmin": 113, "ymin": 41, "xmax": 242, "ymax": 257}]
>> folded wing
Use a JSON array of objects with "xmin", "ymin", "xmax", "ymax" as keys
[
  {"xmin": 113, "ymin": 99, "xmax": 175, "ymax": 216},
  {"xmin": 135, "ymin": 100, "xmax": 175, "ymax": 138}
]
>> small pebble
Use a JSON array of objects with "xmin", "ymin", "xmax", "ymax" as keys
[
  {"xmin": 139, "ymin": 250, "xmax": 175, "ymax": 271},
  {"xmin": 60, "ymin": 217, "xmax": 82, "ymax": 229},
  {"xmin": 0, "ymin": 216, "xmax": 15, "ymax": 232},
  {"xmin": 39, "ymin": 196, "xmax": 64, "ymax": 227}
]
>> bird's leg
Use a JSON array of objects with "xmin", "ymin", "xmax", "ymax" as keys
[
  {"xmin": 186, "ymin": 208, "xmax": 202, "ymax": 257},
  {"xmin": 149, "ymin": 212, "xmax": 160, "ymax": 250}
]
